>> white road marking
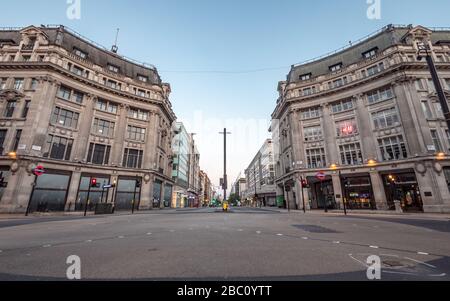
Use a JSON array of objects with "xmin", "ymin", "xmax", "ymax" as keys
[
  {"xmin": 169, "ymin": 230, "xmax": 175, "ymax": 233},
  {"xmin": 405, "ymin": 257, "xmax": 436, "ymax": 269},
  {"xmin": 256, "ymin": 231, "xmax": 261, "ymax": 234},
  {"xmin": 147, "ymin": 232, "xmax": 152, "ymax": 235},
  {"xmin": 429, "ymin": 273, "xmax": 447, "ymax": 277},
  {"xmin": 418, "ymin": 252, "xmax": 429, "ymax": 256},
  {"xmin": 369, "ymin": 245, "xmax": 379, "ymax": 249},
  {"xmin": 237, "ymin": 229, "xmax": 243, "ymax": 232},
  {"xmin": 43, "ymin": 244, "xmax": 52, "ymax": 248},
  {"xmin": 333, "ymin": 241, "xmax": 341, "ymax": 244},
  {"xmin": 118, "ymin": 236, "xmax": 125, "ymax": 239},
  {"xmin": 383, "ymin": 270, "xmax": 417, "ymax": 276},
  {"xmin": 85, "ymin": 240, "xmax": 93, "ymax": 243},
  {"xmin": 276, "ymin": 234, "xmax": 284, "ymax": 236},
  {"xmin": 302, "ymin": 237, "xmax": 309, "ymax": 240}
]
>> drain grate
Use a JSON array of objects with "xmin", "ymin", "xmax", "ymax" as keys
[{"xmin": 292, "ymin": 224, "xmax": 340, "ymax": 233}]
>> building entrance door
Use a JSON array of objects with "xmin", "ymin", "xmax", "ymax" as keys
[{"xmin": 383, "ymin": 171, "xmax": 423, "ymax": 212}]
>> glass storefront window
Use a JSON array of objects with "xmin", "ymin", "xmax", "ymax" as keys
[
  {"xmin": 0, "ymin": 167, "xmax": 11, "ymax": 201},
  {"xmin": 75, "ymin": 175, "xmax": 110, "ymax": 211},
  {"xmin": 114, "ymin": 177, "xmax": 141, "ymax": 210},
  {"xmin": 153, "ymin": 180, "xmax": 163, "ymax": 208},
  {"xmin": 29, "ymin": 171, "xmax": 71, "ymax": 213}
]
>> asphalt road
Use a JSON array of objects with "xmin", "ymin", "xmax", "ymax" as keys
[{"xmin": 0, "ymin": 207, "xmax": 449, "ymax": 281}]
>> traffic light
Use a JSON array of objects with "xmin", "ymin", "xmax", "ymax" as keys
[
  {"xmin": 301, "ymin": 178, "xmax": 309, "ymax": 188},
  {"xmin": 136, "ymin": 179, "xmax": 141, "ymax": 188},
  {"xmin": 90, "ymin": 178, "xmax": 98, "ymax": 188}
]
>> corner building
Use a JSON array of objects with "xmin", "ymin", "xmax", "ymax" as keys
[
  {"xmin": 0, "ymin": 25, "xmax": 176, "ymax": 213},
  {"xmin": 272, "ymin": 25, "xmax": 450, "ymax": 213}
]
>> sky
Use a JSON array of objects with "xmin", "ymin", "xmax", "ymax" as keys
[{"xmin": 2, "ymin": 0, "xmax": 450, "ymax": 192}]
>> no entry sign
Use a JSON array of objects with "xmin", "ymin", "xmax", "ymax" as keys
[
  {"xmin": 315, "ymin": 172, "xmax": 326, "ymax": 181},
  {"xmin": 33, "ymin": 165, "xmax": 45, "ymax": 177}
]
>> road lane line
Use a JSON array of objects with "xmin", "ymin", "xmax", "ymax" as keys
[
  {"xmin": 85, "ymin": 240, "xmax": 93, "ymax": 243},
  {"xmin": 405, "ymin": 257, "xmax": 436, "ymax": 269},
  {"xmin": 43, "ymin": 244, "xmax": 52, "ymax": 248},
  {"xmin": 147, "ymin": 233, "xmax": 152, "ymax": 235},
  {"xmin": 118, "ymin": 236, "xmax": 125, "ymax": 239},
  {"xmin": 302, "ymin": 237, "xmax": 309, "ymax": 240},
  {"xmin": 256, "ymin": 231, "xmax": 261, "ymax": 234},
  {"xmin": 333, "ymin": 241, "xmax": 341, "ymax": 244},
  {"xmin": 276, "ymin": 234, "xmax": 284, "ymax": 236},
  {"xmin": 369, "ymin": 246, "xmax": 379, "ymax": 249},
  {"xmin": 418, "ymin": 252, "xmax": 430, "ymax": 256}
]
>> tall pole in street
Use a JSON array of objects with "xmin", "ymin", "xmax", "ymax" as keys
[
  {"xmin": 219, "ymin": 129, "xmax": 231, "ymax": 202},
  {"xmin": 417, "ymin": 42, "xmax": 450, "ymax": 131}
]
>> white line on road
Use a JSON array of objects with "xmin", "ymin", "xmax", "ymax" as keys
[
  {"xmin": 43, "ymin": 244, "xmax": 52, "ymax": 248},
  {"xmin": 302, "ymin": 237, "xmax": 309, "ymax": 240},
  {"xmin": 333, "ymin": 241, "xmax": 341, "ymax": 244},
  {"xmin": 369, "ymin": 246, "xmax": 379, "ymax": 249},
  {"xmin": 418, "ymin": 252, "xmax": 430, "ymax": 256},
  {"xmin": 85, "ymin": 240, "xmax": 93, "ymax": 243},
  {"xmin": 405, "ymin": 257, "xmax": 436, "ymax": 269},
  {"xmin": 276, "ymin": 234, "xmax": 284, "ymax": 236},
  {"xmin": 237, "ymin": 229, "xmax": 243, "ymax": 232},
  {"xmin": 147, "ymin": 233, "xmax": 152, "ymax": 235},
  {"xmin": 118, "ymin": 236, "xmax": 125, "ymax": 239},
  {"xmin": 256, "ymin": 231, "xmax": 261, "ymax": 234}
]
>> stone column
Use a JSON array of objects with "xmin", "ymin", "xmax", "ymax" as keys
[
  {"xmin": 369, "ymin": 171, "xmax": 388, "ymax": 210},
  {"xmin": 111, "ymin": 104, "xmax": 128, "ymax": 165},
  {"xmin": 0, "ymin": 165, "xmax": 35, "ymax": 213},
  {"xmin": 321, "ymin": 104, "xmax": 339, "ymax": 165},
  {"xmin": 139, "ymin": 176, "xmax": 152, "ymax": 210},
  {"xmin": 289, "ymin": 110, "xmax": 304, "ymax": 165},
  {"xmin": 74, "ymin": 95, "xmax": 96, "ymax": 161},
  {"xmin": 354, "ymin": 94, "xmax": 377, "ymax": 160},
  {"xmin": 331, "ymin": 173, "xmax": 343, "ymax": 209},
  {"xmin": 393, "ymin": 80, "xmax": 428, "ymax": 156},
  {"xmin": 143, "ymin": 111, "xmax": 158, "ymax": 170},
  {"xmin": 65, "ymin": 171, "xmax": 82, "ymax": 211}
]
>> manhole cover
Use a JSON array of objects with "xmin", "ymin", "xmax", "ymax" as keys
[
  {"xmin": 292, "ymin": 225, "xmax": 340, "ymax": 233},
  {"xmin": 382, "ymin": 260, "xmax": 406, "ymax": 268}
]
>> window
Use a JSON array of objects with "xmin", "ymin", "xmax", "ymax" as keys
[
  {"xmin": 421, "ymin": 101, "xmax": 433, "ymax": 119},
  {"xmin": 127, "ymin": 125, "xmax": 146, "ymax": 142},
  {"xmin": 302, "ymin": 86, "xmax": 316, "ymax": 96},
  {"xmin": 22, "ymin": 55, "xmax": 31, "ymax": 62},
  {"xmin": 363, "ymin": 48, "xmax": 378, "ymax": 59},
  {"xmin": 122, "ymin": 148, "xmax": 143, "ymax": 168},
  {"xmin": 4, "ymin": 101, "xmax": 16, "ymax": 118},
  {"xmin": 306, "ymin": 148, "xmax": 326, "ymax": 169},
  {"xmin": 428, "ymin": 79, "xmax": 436, "ymax": 92},
  {"xmin": 73, "ymin": 48, "xmax": 87, "ymax": 59},
  {"xmin": 329, "ymin": 77, "xmax": 348, "ymax": 89},
  {"xmin": 303, "ymin": 126, "xmax": 322, "ymax": 141},
  {"xmin": 96, "ymin": 99, "xmax": 117, "ymax": 114},
  {"xmin": 336, "ymin": 119, "xmax": 358, "ymax": 137},
  {"xmin": 137, "ymin": 74, "xmax": 148, "ymax": 82},
  {"xmin": 87, "ymin": 143, "xmax": 111, "ymax": 165},
  {"xmin": 329, "ymin": 63, "xmax": 342, "ymax": 72},
  {"xmin": 446, "ymin": 130, "xmax": 450, "ymax": 150},
  {"xmin": 73, "ymin": 91, "xmax": 84, "ymax": 104},
  {"xmin": 44, "ymin": 135, "xmax": 73, "ymax": 161},
  {"xmin": 301, "ymin": 107, "xmax": 320, "ymax": 119},
  {"xmin": 0, "ymin": 78, "xmax": 7, "ymax": 90},
  {"xmin": 367, "ymin": 86, "xmax": 394, "ymax": 104},
  {"xmin": 71, "ymin": 65, "xmax": 84, "ymax": 77},
  {"xmin": 431, "ymin": 130, "xmax": 443, "ymax": 152},
  {"xmin": 107, "ymin": 64, "xmax": 120, "ymax": 73},
  {"xmin": 416, "ymin": 79, "xmax": 427, "ymax": 90},
  {"xmin": 299, "ymin": 73, "xmax": 312, "ymax": 81},
  {"xmin": 331, "ymin": 99, "xmax": 353, "ymax": 113},
  {"xmin": 372, "ymin": 108, "xmax": 400, "ymax": 130},
  {"xmin": 14, "ymin": 78, "xmax": 24, "ymax": 90},
  {"xmin": 105, "ymin": 79, "xmax": 121, "ymax": 90},
  {"xmin": 51, "ymin": 107, "xmax": 79, "ymax": 129},
  {"xmin": 436, "ymin": 55, "xmax": 445, "ymax": 63},
  {"xmin": 378, "ymin": 135, "xmax": 408, "ymax": 161},
  {"xmin": 128, "ymin": 107, "xmax": 149, "ymax": 121},
  {"xmin": 434, "ymin": 102, "xmax": 444, "ymax": 119},
  {"xmin": 12, "ymin": 130, "xmax": 21, "ymax": 151},
  {"xmin": 57, "ymin": 86, "xmax": 71, "ymax": 101},
  {"xmin": 22, "ymin": 100, "xmax": 31, "ymax": 118},
  {"xmin": 365, "ymin": 62, "xmax": 384, "ymax": 77},
  {"xmin": 30, "ymin": 78, "xmax": 38, "ymax": 90},
  {"xmin": 339, "ymin": 143, "xmax": 363, "ymax": 165},
  {"xmin": 0, "ymin": 129, "xmax": 6, "ymax": 154},
  {"xmin": 92, "ymin": 118, "xmax": 115, "ymax": 137},
  {"xmin": 445, "ymin": 79, "xmax": 450, "ymax": 90}
]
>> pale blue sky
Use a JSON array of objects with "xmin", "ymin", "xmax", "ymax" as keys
[{"xmin": 2, "ymin": 0, "xmax": 450, "ymax": 189}]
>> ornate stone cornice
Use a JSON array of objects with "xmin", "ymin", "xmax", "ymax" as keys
[{"xmin": 0, "ymin": 89, "xmax": 25, "ymax": 101}]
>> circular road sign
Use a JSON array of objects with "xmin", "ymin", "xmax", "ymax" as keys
[
  {"xmin": 315, "ymin": 172, "xmax": 326, "ymax": 181},
  {"xmin": 33, "ymin": 165, "xmax": 45, "ymax": 177}
]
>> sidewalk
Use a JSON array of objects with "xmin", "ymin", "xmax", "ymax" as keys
[{"xmin": 279, "ymin": 208, "xmax": 450, "ymax": 220}]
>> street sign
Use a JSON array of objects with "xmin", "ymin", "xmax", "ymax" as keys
[
  {"xmin": 103, "ymin": 184, "xmax": 113, "ymax": 189},
  {"xmin": 33, "ymin": 165, "xmax": 45, "ymax": 177},
  {"xmin": 315, "ymin": 172, "xmax": 326, "ymax": 181}
]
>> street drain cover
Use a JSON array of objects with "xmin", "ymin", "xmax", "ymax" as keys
[
  {"xmin": 292, "ymin": 225, "xmax": 340, "ymax": 233},
  {"xmin": 382, "ymin": 260, "xmax": 406, "ymax": 268}
]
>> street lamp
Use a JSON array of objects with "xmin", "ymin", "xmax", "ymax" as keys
[
  {"xmin": 8, "ymin": 152, "xmax": 17, "ymax": 160},
  {"xmin": 417, "ymin": 41, "xmax": 450, "ymax": 132},
  {"xmin": 436, "ymin": 152, "xmax": 446, "ymax": 160}
]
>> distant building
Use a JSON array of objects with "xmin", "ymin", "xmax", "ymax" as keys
[
  {"xmin": 231, "ymin": 173, "xmax": 247, "ymax": 202},
  {"xmin": 244, "ymin": 139, "xmax": 276, "ymax": 206}
]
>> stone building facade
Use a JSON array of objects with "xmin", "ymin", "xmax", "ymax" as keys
[
  {"xmin": 0, "ymin": 25, "xmax": 176, "ymax": 213},
  {"xmin": 272, "ymin": 25, "xmax": 450, "ymax": 213}
]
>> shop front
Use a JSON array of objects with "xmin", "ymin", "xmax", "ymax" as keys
[
  {"xmin": 152, "ymin": 179, "xmax": 163, "ymax": 208},
  {"xmin": 163, "ymin": 184, "xmax": 173, "ymax": 208},
  {"xmin": 307, "ymin": 176, "xmax": 336, "ymax": 210},
  {"xmin": 114, "ymin": 176, "xmax": 142, "ymax": 211},
  {"xmin": 382, "ymin": 170, "xmax": 423, "ymax": 212},
  {"xmin": 0, "ymin": 166, "xmax": 11, "ymax": 202},
  {"xmin": 74, "ymin": 174, "xmax": 111, "ymax": 212},
  {"xmin": 28, "ymin": 170, "xmax": 72, "ymax": 213},
  {"xmin": 342, "ymin": 174, "xmax": 376, "ymax": 210}
]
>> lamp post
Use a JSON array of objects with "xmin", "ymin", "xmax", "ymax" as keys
[
  {"xmin": 219, "ymin": 129, "xmax": 231, "ymax": 202},
  {"xmin": 417, "ymin": 42, "xmax": 450, "ymax": 131}
]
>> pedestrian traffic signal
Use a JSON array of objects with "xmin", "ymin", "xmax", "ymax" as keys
[
  {"xmin": 301, "ymin": 179, "xmax": 309, "ymax": 188},
  {"xmin": 90, "ymin": 178, "xmax": 98, "ymax": 188}
]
